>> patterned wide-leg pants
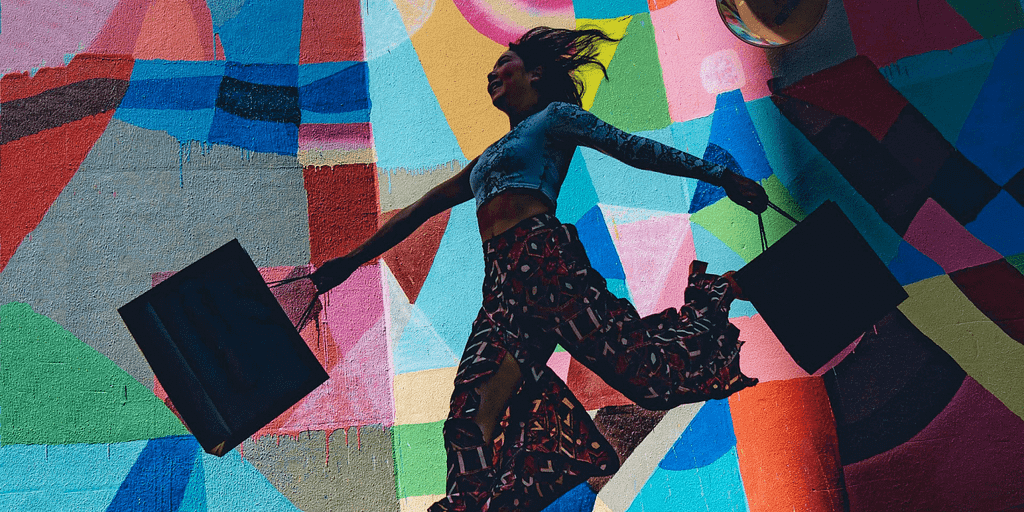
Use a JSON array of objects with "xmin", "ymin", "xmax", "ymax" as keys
[{"xmin": 429, "ymin": 213, "xmax": 758, "ymax": 512}]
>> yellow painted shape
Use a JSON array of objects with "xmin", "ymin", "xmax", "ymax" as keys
[
  {"xmin": 400, "ymin": 495, "xmax": 446, "ymax": 511},
  {"xmin": 297, "ymin": 148, "xmax": 377, "ymax": 167},
  {"xmin": 409, "ymin": 0, "xmax": 508, "ymax": 158},
  {"xmin": 575, "ymin": 17, "xmax": 633, "ymax": 111},
  {"xmin": 393, "ymin": 366, "xmax": 457, "ymax": 425},
  {"xmin": 395, "ymin": 0, "xmax": 437, "ymax": 37},
  {"xmin": 899, "ymin": 275, "xmax": 1024, "ymax": 419},
  {"xmin": 592, "ymin": 496, "xmax": 614, "ymax": 512}
]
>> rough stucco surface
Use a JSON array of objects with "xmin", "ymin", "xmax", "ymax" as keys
[{"xmin": 2, "ymin": 0, "xmax": 1024, "ymax": 511}]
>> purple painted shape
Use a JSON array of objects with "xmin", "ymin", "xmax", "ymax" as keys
[
  {"xmin": 298, "ymin": 123, "xmax": 373, "ymax": 151},
  {"xmin": 845, "ymin": 378, "xmax": 1024, "ymax": 511},
  {"xmin": 903, "ymin": 199, "xmax": 1002, "ymax": 273},
  {"xmin": 0, "ymin": 0, "xmax": 121, "ymax": 73}
]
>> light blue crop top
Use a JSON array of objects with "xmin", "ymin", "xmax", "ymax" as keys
[{"xmin": 468, "ymin": 102, "xmax": 727, "ymax": 209}]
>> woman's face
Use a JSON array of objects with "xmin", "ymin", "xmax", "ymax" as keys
[{"xmin": 487, "ymin": 50, "xmax": 539, "ymax": 112}]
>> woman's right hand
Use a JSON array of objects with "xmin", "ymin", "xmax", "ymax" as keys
[
  {"xmin": 721, "ymin": 170, "xmax": 768, "ymax": 214},
  {"xmin": 310, "ymin": 256, "xmax": 358, "ymax": 294}
]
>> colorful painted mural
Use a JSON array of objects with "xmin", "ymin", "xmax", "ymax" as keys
[{"xmin": 2, "ymin": 0, "xmax": 1023, "ymax": 510}]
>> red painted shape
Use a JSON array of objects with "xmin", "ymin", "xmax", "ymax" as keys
[
  {"xmin": 303, "ymin": 163, "xmax": 380, "ymax": 267},
  {"xmin": 566, "ymin": 358, "xmax": 633, "ymax": 410},
  {"xmin": 844, "ymin": 378, "xmax": 1024, "ymax": 511},
  {"xmin": 1, "ymin": 53, "xmax": 134, "ymax": 102},
  {"xmin": 729, "ymin": 377, "xmax": 846, "ymax": 512},
  {"xmin": 299, "ymin": 0, "xmax": 365, "ymax": 64},
  {"xmin": 844, "ymin": 0, "xmax": 981, "ymax": 68},
  {"xmin": 950, "ymin": 259, "xmax": 1024, "ymax": 346},
  {"xmin": 89, "ymin": 0, "xmax": 215, "ymax": 60},
  {"xmin": 781, "ymin": 56, "xmax": 908, "ymax": 141},
  {"xmin": 1, "ymin": 54, "xmax": 133, "ymax": 273},
  {"xmin": 380, "ymin": 208, "xmax": 450, "ymax": 303}
]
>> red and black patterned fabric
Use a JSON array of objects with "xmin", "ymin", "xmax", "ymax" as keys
[{"xmin": 429, "ymin": 213, "xmax": 757, "ymax": 512}]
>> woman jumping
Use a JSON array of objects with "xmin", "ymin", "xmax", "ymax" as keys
[{"xmin": 310, "ymin": 27, "xmax": 767, "ymax": 512}]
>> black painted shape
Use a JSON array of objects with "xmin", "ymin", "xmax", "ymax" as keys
[
  {"xmin": 215, "ymin": 76, "xmax": 301, "ymax": 125},
  {"xmin": 928, "ymin": 150, "xmax": 1001, "ymax": 225},
  {"xmin": 734, "ymin": 201, "xmax": 909, "ymax": 373},
  {"xmin": 119, "ymin": 240, "xmax": 328, "ymax": 456},
  {"xmin": 1001, "ymin": 168, "xmax": 1024, "ymax": 207},
  {"xmin": 0, "ymin": 78, "xmax": 130, "ymax": 143},
  {"xmin": 823, "ymin": 310, "xmax": 966, "ymax": 465},
  {"xmin": 771, "ymin": 94, "xmax": 929, "ymax": 235},
  {"xmin": 880, "ymin": 104, "xmax": 950, "ymax": 187}
]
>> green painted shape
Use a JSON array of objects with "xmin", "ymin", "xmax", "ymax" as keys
[
  {"xmin": 690, "ymin": 175, "xmax": 805, "ymax": 263},
  {"xmin": 392, "ymin": 421, "xmax": 446, "ymax": 498},
  {"xmin": 589, "ymin": 13, "xmax": 672, "ymax": 132},
  {"xmin": 944, "ymin": 0, "xmax": 1024, "ymax": 37},
  {"xmin": 0, "ymin": 302, "xmax": 187, "ymax": 445},
  {"xmin": 1008, "ymin": 253, "xmax": 1024, "ymax": 275}
]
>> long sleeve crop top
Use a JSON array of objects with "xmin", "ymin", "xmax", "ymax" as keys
[{"xmin": 468, "ymin": 102, "xmax": 728, "ymax": 209}]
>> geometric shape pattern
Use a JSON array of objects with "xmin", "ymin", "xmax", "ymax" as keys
[
  {"xmin": 903, "ymin": 198, "xmax": 1003, "ymax": 274},
  {"xmin": 928, "ymin": 150, "xmax": 1000, "ymax": 225},
  {"xmin": 574, "ymin": 16, "xmax": 633, "ymax": 111},
  {"xmin": 626, "ymin": 447, "xmax": 748, "ymax": 512},
  {"xmin": 843, "ymin": 378, "xmax": 1024, "ymax": 511},
  {"xmin": 212, "ymin": 0, "xmax": 304, "ymax": 64},
  {"xmin": 887, "ymin": 240, "xmax": 945, "ymax": 286},
  {"xmin": 943, "ymin": 0, "xmax": 1024, "ymax": 37},
  {"xmin": 900, "ymin": 274, "xmax": 1024, "ymax": 419},
  {"xmin": 649, "ymin": 0, "xmax": 773, "ymax": 123},
  {"xmin": 950, "ymin": 258, "xmax": 1024, "ymax": 346},
  {"xmin": 106, "ymin": 436, "xmax": 201, "ymax": 512},
  {"xmin": 380, "ymin": 208, "xmax": 451, "ymax": 303},
  {"xmin": 574, "ymin": 205, "xmax": 627, "ymax": 280},
  {"xmin": 209, "ymin": 62, "xmax": 300, "ymax": 155},
  {"xmin": 299, "ymin": 0, "xmax": 365, "ymax": 64},
  {"xmin": 0, "ymin": 54, "xmax": 133, "ymax": 273},
  {"xmin": 588, "ymin": 405, "xmax": 667, "ymax": 493},
  {"xmin": 956, "ymin": 29, "xmax": 1024, "ymax": 185},
  {"xmin": 590, "ymin": 13, "xmax": 671, "ymax": 133},
  {"xmin": 0, "ymin": 302, "xmax": 188, "ymax": 445},
  {"xmin": 841, "ymin": 0, "xmax": 981, "ymax": 67},
  {"xmin": 392, "ymin": 421, "xmax": 447, "ymax": 499},
  {"xmin": 822, "ymin": 310, "xmax": 966, "ymax": 465},
  {"xmin": 729, "ymin": 378, "xmax": 847, "ymax": 512},
  {"xmin": 392, "ymin": 367, "xmax": 456, "ymax": 426},
  {"xmin": 659, "ymin": 398, "xmax": 735, "ymax": 470},
  {"xmin": 573, "ymin": 0, "xmax": 649, "ymax": 19},
  {"xmin": 1004, "ymin": 168, "xmax": 1024, "ymax": 207},
  {"xmin": 243, "ymin": 427, "xmax": 399, "ymax": 512},
  {"xmin": 967, "ymin": 191, "xmax": 1024, "ymax": 256},
  {"xmin": 304, "ymin": 163, "xmax": 380, "ymax": 267}
]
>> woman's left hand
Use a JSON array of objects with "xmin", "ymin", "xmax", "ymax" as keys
[{"xmin": 721, "ymin": 170, "xmax": 768, "ymax": 214}]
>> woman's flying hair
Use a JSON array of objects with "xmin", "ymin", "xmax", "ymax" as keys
[{"xmin": 508, "ymin": 26, "xmax": 620, "ymax": 107}]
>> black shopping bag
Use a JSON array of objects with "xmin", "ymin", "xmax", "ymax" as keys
[
  {"xmin": 733, "ymin": 200, "xmax": 908, "ymax": 373},
  {"xmin": 119, "ymin": 239, "xmax": 328, "ymax": 456}
]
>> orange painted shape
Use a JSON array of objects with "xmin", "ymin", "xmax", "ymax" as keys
[
  {"xmin": 729, "ymin": 377, "xmax": 846, "ymax": 512},
  {"xmin": 299, "ymin": 0, "xmax": 365, "ymax": 63},
  {"xmin": 380, "ymin": 209, "xmax": 451, "ymax": 303},
  {"xmin": 303, "ymin": 163, "xmax": 380, "ymax": 267},
  {"xmin": 409, "ymin": 0, "xmax": 508, "ymax": 158},
  {"xmin": 134, "ymin": 0, "xmax": 205, "ymax": 60}
]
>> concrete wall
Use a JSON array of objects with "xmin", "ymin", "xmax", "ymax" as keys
[{"xmin": 2, "ymin": 0, "xmax": 1023, "ymax": 510}]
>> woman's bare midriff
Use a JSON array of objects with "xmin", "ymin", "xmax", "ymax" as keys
[{"xmin": 477, "ymin": 190, "xmax": 553, "ymax": 240}]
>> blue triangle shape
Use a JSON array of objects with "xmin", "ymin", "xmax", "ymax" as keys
[
  {"xmin": 574, "ymin": 205, "xmax": 627, "ymax": 280},
  {"xmin": 659, "ymin": 399, "xmax": 736, "ymax": 471},
  {"xmin": 106, "ymin": 436, "xmax": 199, "ymax": 512},
  {"xmin": 888, "ymin": 240, "xmax": 945, "ymax": 285}
]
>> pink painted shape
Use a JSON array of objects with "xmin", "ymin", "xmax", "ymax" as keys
[
  {"xmin": 613, "ymin": 213, "xmax": 693, "ymax": 317},
  {"xmin": 298, "ymin": 123, "xmax": 374, "ymax": 151},
  {"xmin": 0, "ymin": 0, "xmax": 121, "ymax": 73},
  {"xmin": 845, "ymin": 378, "xmax": 1024, "ymax": 510},
  {"xmin": 452, "ymin": 0, "xmax": 574, "ymax": 45},
  {"xmin": 844, "ymin": 0, "xmax": 981, "ymax": 68},
  {"xmin": 653, "ymin": 224, "xmax": 698, "ymax": 313},
  {"xmin": 90, "ymin": 0, "xmax": 215, "ymax": 60},
  {"xmin": 154, "ymin": 263, "xmax": 395, "ymax": 435},
  {"xmin": 650, "ymin": 0, "xmax": 773, "ymax": 123},
  {"xmin": 903, "ymin": 199, "xmax": 1002, "ymax": 273},
  {"xmin": 732, "ymin": 314, "xmax": 810, "ymax": 382},
  {"xmin": 547, "ymin": 351, "xmax": 572, "ymax": 383}
]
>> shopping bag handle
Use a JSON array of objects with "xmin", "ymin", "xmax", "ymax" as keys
[{"xmin": 757, "ymin": 200, "xmax": 799, "ymax": 252}]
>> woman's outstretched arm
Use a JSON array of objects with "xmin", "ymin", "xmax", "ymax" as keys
[
  {"xmin": 550, "ymin": 103, "xmax": 768, "ymax": 213},
  {"xmin": 311, "ymin": 157, "xmax": 478, "ymax": 292}
]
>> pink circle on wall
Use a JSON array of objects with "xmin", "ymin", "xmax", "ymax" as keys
[{"xmin": 452, "ymin": 0, "xmax": 575, "ymax": 45}]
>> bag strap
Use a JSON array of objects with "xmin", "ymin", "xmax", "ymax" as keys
[{"xmin": 758, "ymin": 199, "xmax": 799, "ymax": 252}]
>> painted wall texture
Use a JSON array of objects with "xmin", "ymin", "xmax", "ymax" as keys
[{"xmin": 2, "ymin": 0, "xmax": 1024, "ymax": 510}]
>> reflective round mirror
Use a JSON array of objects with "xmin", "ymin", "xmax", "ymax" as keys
[{"xmin": 717, "ymin": 0, "xmax": 828, "ymax": 48}]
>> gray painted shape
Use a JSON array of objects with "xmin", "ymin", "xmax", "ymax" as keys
[
  {"xmin": 243, "ymin": 427, "xmax": 400, "ymax": 512},
  {"xmin": 764, "ymin": 0, "xmax": 858, "ymax": 90},
  {"xmin": 0, "ymin": 119, "xmax": 310, "ymax": 386}
]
